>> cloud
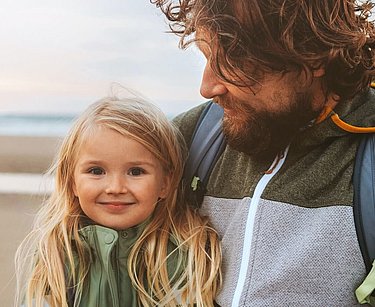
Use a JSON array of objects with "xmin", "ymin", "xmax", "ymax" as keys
[{"xmin": 0, "ymin": 1, "xmax": 205, "ymax": 115}]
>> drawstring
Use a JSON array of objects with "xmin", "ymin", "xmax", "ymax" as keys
[{"xmin": 264, "ymin": 151, "xmax": 285, "ymax": 174}]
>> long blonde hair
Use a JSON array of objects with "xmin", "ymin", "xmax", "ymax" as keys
[{"xmin": 15, "ymin": 97, "xmax": 221, "ymax": 307}]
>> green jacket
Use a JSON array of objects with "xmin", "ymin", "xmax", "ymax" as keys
[
  {"xmin": 72, "ymin": 221, "xmax": 182, "ymax": 307},
  {"xmin": 174, "ymin": 88, "xmax": 375, "ymax": 306}
]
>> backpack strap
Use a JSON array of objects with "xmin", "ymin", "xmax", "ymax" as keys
[
  {"xmin": 353, "ymin": 133, "xmax": 375, "ymax": 272},
  {"xmin": 183, "ymin": 101, "xmax": 226, "ymax": 207},
  {"xmin": 354, "ymin": 134, "xmax": 375, "ymax": 305}
]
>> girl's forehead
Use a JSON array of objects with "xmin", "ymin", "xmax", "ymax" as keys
[
  {"xmin": 78, "ymin": 125, "xmax": 157, "ymax": 155},
  {"xmin": 73, "ymin": 121, "xmax": 169, "ymax": 165}
]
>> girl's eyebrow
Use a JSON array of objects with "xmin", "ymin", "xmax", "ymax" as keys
[
  {"xmin": 78, "ymin": 159, "xmax": 158, "ymax": 168},
  {"xmin": 77, "ymin": 159, "xmax": 103, "ymax": 165},
  {"xmin": 127, "ymin": 160, "xmax": 159, "ymax": 168}
]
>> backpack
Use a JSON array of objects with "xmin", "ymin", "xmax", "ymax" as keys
[{"xmin": 183, "ymin": 100, "xmax": 375, "ymax": 305}]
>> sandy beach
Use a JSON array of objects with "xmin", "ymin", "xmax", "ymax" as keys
[
  {"xmin": 0, "ymin": 134, "xmax": 61, "ymax": 306},
  {"xmin": 0, "ymin": 135, "xmax": 63, "ymax": 173}
]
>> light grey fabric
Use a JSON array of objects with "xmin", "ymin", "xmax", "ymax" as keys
[
  {"xmin": 202, "ymin": 197, "xmax": 250, "ymax": 305},
  {"xmin": 202, "ymin": 197, "xmax": 366, "ymax": 306}
]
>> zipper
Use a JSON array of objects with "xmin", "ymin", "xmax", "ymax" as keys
[
  {"xmin": 231, "ymin": 146, "xmax": 290, "ymax": 307},
  {"xmin": 114, "ymin": 241, "xmax": 120, "ymax": 307},
  {"xmin": 105, "ymin": 234, "xmax": 120, "ymax": 307}
]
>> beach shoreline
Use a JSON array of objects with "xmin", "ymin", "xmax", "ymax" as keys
[
  {"xmin": 0, "ymin": 134, "xmax": 62, "ymax": 173},
  {"xmin": 0, "ymin": 134, "xmax": 60, "ymax": 305},
  {"xmin": 0, "ymin": 193, "xmax": 44, "ymax": 306}
]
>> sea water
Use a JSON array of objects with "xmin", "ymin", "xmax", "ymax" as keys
[
  {"xmin": 0, "ymin": 112, "xmax": 175, "ymax": 136},
  {"xmin": 0, "ymin": 114, "xmax": 77, "ymax": 136}
]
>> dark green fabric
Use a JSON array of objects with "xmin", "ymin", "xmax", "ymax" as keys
[
  {"xmin": 174, "ymin": 88, "xmax": 375, "ymax": 208},
  {"xmin": 264, "ymin": 89, "xmax": 375, "ymax": 207}
]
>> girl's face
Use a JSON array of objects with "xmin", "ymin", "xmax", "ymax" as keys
[{"xmin": 73, "ymin": 126, "xmax": 170, "ymax": 230}]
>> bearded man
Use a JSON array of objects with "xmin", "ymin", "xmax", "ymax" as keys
[{"xmin": 153, "ymin": 0, "xmax": 375, "ymax": 306}]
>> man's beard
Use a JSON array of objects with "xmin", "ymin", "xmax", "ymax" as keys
[{"xmin": 217, "ymin": 91, "xmax": 319, "ymax": 162}]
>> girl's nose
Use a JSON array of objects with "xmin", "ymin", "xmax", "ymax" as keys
[
  {"xmin": 200, "ymin": 62, "xmax": 228, "ymax": 99},
  {"xmin": 105, "ymin": 175, "xmax": 127, "ymax": 194}
]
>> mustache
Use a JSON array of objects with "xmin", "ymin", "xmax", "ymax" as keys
[{"xmin": 214, "ymin": 95, "xmax": 246, "ymax": 114}]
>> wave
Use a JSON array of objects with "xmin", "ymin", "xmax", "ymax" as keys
[{"xmin": 0, "ymin": 114, "xmax": 76, "ymax": 137}]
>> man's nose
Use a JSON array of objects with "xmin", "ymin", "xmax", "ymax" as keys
[
  {"xmin": 105, "ymin": 175, "xmax": 127, "ymax": 194},
  {"xmin": 200, "ymin": 62, "xmax": 228, "ymax": 99}
]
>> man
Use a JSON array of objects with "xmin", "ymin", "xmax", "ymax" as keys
[{"xmin": 153, "ymin": 0, "xmax": 375, "ymax": 306}]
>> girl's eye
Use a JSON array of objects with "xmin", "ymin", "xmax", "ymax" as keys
[
  {"xmin": 128, "ymin": 167, "xmax": 145, "ymax": 176},
  {"xmin": 88, "ymin": 167, "xmax": 105, "ymax": 175}
]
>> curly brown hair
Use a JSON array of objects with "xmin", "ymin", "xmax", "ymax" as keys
[{"xmin": 152, "ymin": 0, "xmax": 375, "ymax": 101}]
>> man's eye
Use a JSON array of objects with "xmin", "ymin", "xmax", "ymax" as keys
[
  {"xmin": 88, "ymin": 167, "xmax": 104, "ymax": 175},
  {"xmin": 128, "ymin": 167, "xmax": 145, "ymax": 176}
]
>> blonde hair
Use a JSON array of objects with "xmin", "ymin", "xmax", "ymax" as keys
[{"xmin": 15, "ymin": 97, "xmax": 221, "ymax": 307}]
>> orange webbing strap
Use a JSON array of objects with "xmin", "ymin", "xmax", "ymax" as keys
[
  {"xmin": 315, "ymin": 105, "xmax": 333, "ymax": 124},
  {"xmin": 330, "ymin": 113, "xmax": 375, "ymax": 133},
  {"xmin": 318, "ymin": 82, "xmax": 375, "ymax": 133},
  {"xmin": 316, "ymin": 105, "xmax": 375, "ymax": 133}
]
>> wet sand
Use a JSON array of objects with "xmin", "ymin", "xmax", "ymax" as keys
[
  {"xmin": 0, "ymin": 135, "xmax": 62, "ymax": 173},
  {"xmin": 0, "ymin": 134, "xmax": 60, "ymax": 305},
  {"xmin": 0, "ymin": 194, "xmax": 44, "ymax": 306}
]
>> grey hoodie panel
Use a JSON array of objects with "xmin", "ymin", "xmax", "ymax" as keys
[
  {"xmin": 201, "ymin": 197, "xmax": 250, "ymax": 305},
  {"xmin": 202, "ymin": 197, "xmax": 366, "ymax": 306}
]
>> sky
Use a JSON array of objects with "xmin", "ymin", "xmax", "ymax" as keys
[{"xmin": 0, "ymin": 1, "xmax": 206, "ymax": 116}]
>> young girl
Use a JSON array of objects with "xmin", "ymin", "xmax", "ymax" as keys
[{"xmin": 15, "ymin": 97, "xmax": 221, "ymax": 307}]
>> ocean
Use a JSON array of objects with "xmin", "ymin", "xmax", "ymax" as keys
[
  {"xmin": 0, "ymin": 114, "xmax": 76, "ymax": 136},
  {"xmin": 0, "ymin": 113, "xmax": 175, "ymax": 136}
]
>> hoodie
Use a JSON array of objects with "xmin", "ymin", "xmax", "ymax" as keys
[{"xmin": 174, "ymin": 88, "xmax": 375, "ymax": 306}]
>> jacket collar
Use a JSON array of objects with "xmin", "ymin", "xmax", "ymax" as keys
[{"xmin": 293, "ymin": 88, "xmax": 375, "ymax": 150}]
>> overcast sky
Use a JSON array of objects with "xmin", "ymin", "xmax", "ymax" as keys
[{"xmin": 0, "ymin": 1, "xmax": 206, "ymax": 116}]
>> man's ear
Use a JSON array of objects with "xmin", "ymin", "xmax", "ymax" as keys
[{"xmin": 159, "ymin": 174, "xmax": 172, "ymax": 199}]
